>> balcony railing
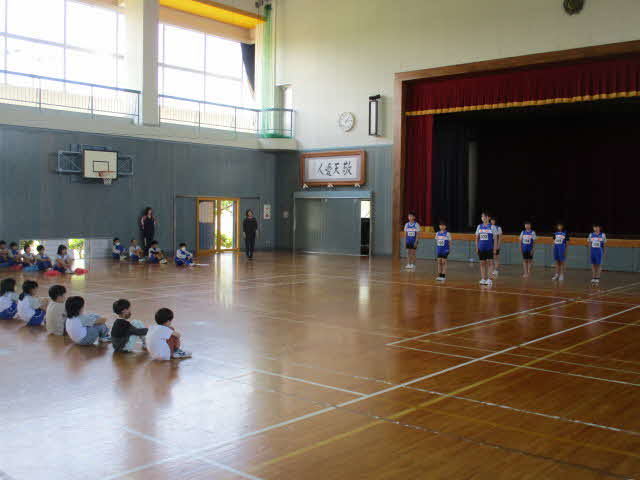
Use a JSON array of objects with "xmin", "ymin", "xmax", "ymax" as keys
[
  {"xmin": 0, "ymin": 70, "xmax": 140, "ymax": 121},
  {"xmin": 158, "ymin": 94, "xmax": 294, "ymax": 138}
]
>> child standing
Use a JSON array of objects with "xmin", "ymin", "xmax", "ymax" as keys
[
  {"xmin": 112, "ymin": 238, "xmax": 126, "ymax": 260},
  {"xmin": 54, "ymin": 245, "xmax": 73, "ymax": 273},
  {"xmin": 129, "ymin": 239, "xmax": 144, "ymax": 263},
  {"xmin": 475, "ymin": 212, "xmax": 498, "ymax": 286},
  {"xmin": 0, "ymin": 278, "xmax": 19, "ymax": 319},
  {"xmin": 552, "ymin": 223, "xmax": 569, "ymax": 281},
  {"xmin": 36, "ymin": 245, "xmax": 52, "ymax": 271},
  {"xmin": 147, "ymin": 308, "xmax": 191, "ymax": 360},
  {"xmin": 519, "ymin": 221, "xmax": 537, "ymax": 278},
  {"xmin": 45, "ymin": 285, "xmax": 67, "ymax": 336},
  {"xmin": 588, "ymin": 224, "xmax": 606, "ymax": 285},
  {"xmin": 111, "ymin": 299, "xmax": 148, "ymax": 353},
  {"xmin": 65, "ymin": 296, "xmax": 111, "ymax": 345},
  {"xmin": 175, "ymin": 243, "xmax": 194, "ymax": 266},
  {"xmin": 17, "ymin": 280, "xmax": 48, "ymax": 326},
  {"xmin": 490, "ymin": 217, "xmax": 502, "ymax": 276},
  {"xmin": 404, "ymin": 212, "xmax": 420, "ymax": 270},
  {"xmin": 147, "ymin": 241, "xmax": 168, "ymax": 264},
  {"xmin": 435, "ymin": 221, "xmax": 452, "ymax": 282}
]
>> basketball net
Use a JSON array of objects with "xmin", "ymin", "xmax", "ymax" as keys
[{"xmin": 98, "ymin": 171, "xmax": 115, "ymax": 185}]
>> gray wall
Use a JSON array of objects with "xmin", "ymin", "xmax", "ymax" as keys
[
  {"xmin": 0, "ymin": 124, "xmax": 279, "ymax": 253},
  {"xmin": 278, "ymin": 145, "xmax": 393, "ymax": 255}
]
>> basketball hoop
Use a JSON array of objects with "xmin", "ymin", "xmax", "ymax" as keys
[{"xmin": 98, "ymin": 171, "xmax": 115, "ymax": 185}]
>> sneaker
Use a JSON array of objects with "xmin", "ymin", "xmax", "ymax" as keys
[
  {"xmin": 172, "ymin": 349, "xmax": 192, "ymax": 359},
  {"xmin": 405, "ymin": 264, "xmax": 412, "ymax": 269},
  {"xmin": 552, "ymin": 274, "xmax": 559, "ymax": 281},
  {"xmin": 435, "ymin": 276, "xmax": 443, "ymax": 282},
  {"xmin": 485, "ymin": 279, "xmax": 493, "ymax": 286},
  {"xmin": 594, "ymin": 279, "xmax": 600, "ymax": 284},
  {"xmin": 65, "ymin": 268, "xmax": 73, "ymax": 274},
  {"xmin": 99, "ymin": 336, "xmax": 112, "ymax": 343},
  {"xmin": 479, "ymin": 279, "xmax": 487, "ymax": 285},
  {"xmin": 160, "ymin": 258, "xmax": 168, "ymax": 264},
  {"xmin": 558, "ymin": 275, "xmax": 564, "ymax": 281},
  {"xmin": 138, "ymin": 258, "xmax": 145, "ymax": 263}
]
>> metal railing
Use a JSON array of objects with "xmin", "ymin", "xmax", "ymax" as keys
[
  {"xmin": 158, "ymin": 94, "xmax": 294, "ymax": 138},
  {"xmin": 0, "ymin": 70, "xmax": 140, "ymax": 122}
]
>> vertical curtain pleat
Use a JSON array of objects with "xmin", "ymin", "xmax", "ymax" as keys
[{"xmin": 404, "ymin": 115, "xmax": 434, "ymax": 228}]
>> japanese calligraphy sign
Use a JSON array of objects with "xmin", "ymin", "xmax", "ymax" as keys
[{"xmin": 300, "ymin": 150, "xmax": 366, "ymax": 187}]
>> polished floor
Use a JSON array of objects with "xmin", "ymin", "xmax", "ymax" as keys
[{"xmin": 1, "ymin": 252, "xmax": 639, "ymax": 480}]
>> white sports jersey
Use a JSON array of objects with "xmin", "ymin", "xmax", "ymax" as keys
[
  {"xmin": 176, "ymin": 248, "xmax": 193, "ymax": 260},
  {"xmin": 148, "ymin": 246, "xmax": 161, "ymax": 258},
  {"xmin": 17, "ymin": 295, "xmax": 41, "ymax": 321},
  {"xmin": 0, "ymin": 292, "xmax": 18, "ymax": 312}
]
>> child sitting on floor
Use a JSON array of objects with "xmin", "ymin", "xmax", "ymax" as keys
[
  {"xmin": 36, "ymin": 245, "xmax": 53, "ymax": 271},
  {"xmin": 8, "ymin": 242, "xmax": 22, "ymax": 266},
  {"xmin": 46, "ymin": 285, "xmax": 67, "ymax": 336},
  {"xmin": 129, "ymin": 239, "xmax": 144, "ymax": 263},
  {"xmin": 111, "ymin": 299, "xmax": 148, "ymax": 353},
  {"xmin": 0, "ymin": 241, "xmax": 9, "ymax": 267},
  {"xmin": 21, "ymin": 245, "xmax": 39, "ymax": 272},
  {"xmin": 147, "ymin": 308, "xmax": 191, "ymax": 360},
  {"xmin": 0, "ymin": 278, "xmax": 19, "ymax": 319},
  {"xmin": 175, "ymin": 243, "xmax": 194, "ymax": 267},
  {"xmin": 148, "ymin": 241, "xmax": 168, "ymax": 264},
  {"xmin": 65, "ymin": 296, "xmax": 111, "ymax": 346},
  {"xmin": 54, "ymin": 245, "xmax": 74, "ymax": 273},
  {"xmin": 112, "ymin": 238, "xmax": 126, "ymax": 260},
  {"xmin": 17, "ymin": 280, "xmax": 49, "ymax": 326}
]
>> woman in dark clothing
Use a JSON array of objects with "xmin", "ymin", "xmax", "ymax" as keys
[
  {"xmin": 242, "ymin": 210, "xmax": 258, "ymax": 259},
  {"xmin": 140, "ymin": 207, "xmax": 157, "ymax": 254}
]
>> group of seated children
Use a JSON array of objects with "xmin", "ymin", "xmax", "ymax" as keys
[
  {"xmin": 0, "ymin": 276, "xmax": 191, "ymax": 359},
  {"xmin": 0, "ymin": 242, "xmax": 75, "ymax": 273},
  {"xmin": 112, "ymin": 238, "xmax": 194, "ymax": 266}
]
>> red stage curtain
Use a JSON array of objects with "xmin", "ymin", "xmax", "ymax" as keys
[
  {"xmin": 406, "ymin": 56, "xmax": 640, "ymax": 116},
  {"xmin": 404, "ymin": 115, "xmax": 433, "ymax": 227}
]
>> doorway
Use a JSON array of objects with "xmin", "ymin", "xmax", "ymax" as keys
[{"xmin": 196, "ymin": 197, "xmax": 240, "ymax": 255}]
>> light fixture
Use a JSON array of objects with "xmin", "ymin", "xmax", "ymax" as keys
[
  {"xmin": 327, "ymin": 183, "xmax": 334, "ymax": 189},
  {"xmin": 354, "ymin": 183, "xmax": 361, "ymax": 189},
  {"xmin": 368, "ymin": 94, "xmax": 381, "ymax": 136},
  {"xmin": 302, "ymin": 183, "xmax": 309, "ymax": 189}
]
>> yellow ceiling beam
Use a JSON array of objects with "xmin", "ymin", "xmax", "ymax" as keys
[{"xmin": 159, "ymin": 0, "xmax": 265, "ymax": 29}]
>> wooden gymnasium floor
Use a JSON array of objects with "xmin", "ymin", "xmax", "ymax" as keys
[{"xmin": 1, "ymin": 252, "xmax": 640, "ymax": 480}]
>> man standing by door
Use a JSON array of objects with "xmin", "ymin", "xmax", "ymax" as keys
[{"xmin": 243, "ymin": 209, "xmax": 258, "ymax": 260}]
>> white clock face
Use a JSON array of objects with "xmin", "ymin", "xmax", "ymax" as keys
[{"xmin": 338, "ymin": 112, "xmax": 355, "ymax": 132}]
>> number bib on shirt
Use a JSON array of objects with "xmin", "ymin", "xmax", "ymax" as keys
[
  {"xmin": 407, "ymin": 231, "xmax": 416, "ymax": 237},
  {"xmin": 591, "ymin": 240, "xmax": 601, "ymax": 248},
  {"xmin": 437, "ymin": 239, "xmax": 445, "ymax": 246},
  {"xmin": 479, "ymin": 233, "xmax": 489, "ymax": 241},
  {"xmin": 554, "ymin": 236, "xmax": 565, "ymax": 245},
  {"xmin": 522, "ymin": 236, "xmax": 532, "ymax": 245}
]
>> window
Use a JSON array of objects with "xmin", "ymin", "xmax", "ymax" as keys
[
  {"xmin": 0, "ymin": 0, "xmax": 125, "ymax": 88},
  {"xmin": 158, "ymin": 23, "xmax": 254, "ymax": 108}
]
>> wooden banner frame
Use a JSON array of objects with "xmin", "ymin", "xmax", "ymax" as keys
[{"xmin": 300, "ymin": 150, "xmax": 366, "ymax": 187}]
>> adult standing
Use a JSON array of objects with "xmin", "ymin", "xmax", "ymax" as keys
[
  {"xmin": 242, "ymin": 210, "xmax": 258, "ymax": 260},
  {"xmin": 140, "ymin": 207, "xmax": 157, "ymax": 254}
]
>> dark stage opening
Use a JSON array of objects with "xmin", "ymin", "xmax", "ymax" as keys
[{"xmin": 432, "ymin": 98, "xmax": 640, "ymax": 237}]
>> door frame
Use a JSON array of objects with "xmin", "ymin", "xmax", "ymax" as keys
[
  {"xmin": 292, "ymin": 190, "xmax": 373, "ymax": 256},
  {"xmin": 195, "ymin": 196, "xmax": 241, "ymax": 255}
]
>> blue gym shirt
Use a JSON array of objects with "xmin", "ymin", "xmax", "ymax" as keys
[
  {"xmin": 520, "ymin": 229, "xmax": 536, "ymax": 252},
  {"xmin": 475, "ymin": 223, "xmax": 497, "ymax": 252},
  {"xmin": 404, "ymin": 222, "xmax": 420, "ymax": 248},
  {"xmin": 588, "ymin": 232, "xmax": 606, "ymax": 265},
  {"xmin": 435, "ymin": 230, "xmax": 451, "ymax": 256}
]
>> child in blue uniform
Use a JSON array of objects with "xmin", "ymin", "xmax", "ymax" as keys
[
  {"xmin": 403, "ymin": 212, "xmax": 420, "ymax": 269},
  {"xmin": 0, "ymin": 278, "xmax": 18, "ymax": 319},
  {"xmin": 519, "ymin": 221, "xmax": 536, "ymax": 278},
  {"xmin": 112, "ymin": 238, "xmax": 126, "ymax": 260},
  {"xmin": 36, "ymin": 245, "xmax": 52, "ymax": 271},
  {"xmin": 587, "ymin": 224, "xmax": 606, "ymax": 285},
  {"xmin": 21, "ymin": 245, "xmax": 39, "ymax": 272},
  {"xmin": 490, "ymin": 217, "xmax": 503, "ymax": 276},
  {"xmin": 175, "ymin": 243, "xmax": 194, "ymax": 266},
  {"xmin": 129, "ymin": 239, "xmax": 144, "ymax": 263},
  {"xmin": 54, "ymin": 245, "xmax": 73, "ymax": 273},
  {"xmin": 7, "ymin": 242, "xmax": 22, "ymax": 266},
  {"xmin": 148, "ymin": 241, "xmax": 168, "ymax": 264},
  {"xmin": 475, "ymin": 212, "xmax": 498, "ymax": 285},
  {"xmin": 552, "ymin": 223, "xmax": 569, "ymax": 281},
  {"xmin": 0, "ymin": 241, "xmax": 8, "ymax": 267},
  {"xmin": 435, "ymin": 220, "xmax": 452, "ymax": 282}
]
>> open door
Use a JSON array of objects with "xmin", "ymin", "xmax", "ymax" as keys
[{"xmin": 196, "ymin": 197, "xmax": 240, "ymax": 255}]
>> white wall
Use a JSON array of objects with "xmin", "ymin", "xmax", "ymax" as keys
[{"xmin": 275, "ymin": 0, "xmax": 640, "ymax": 150}]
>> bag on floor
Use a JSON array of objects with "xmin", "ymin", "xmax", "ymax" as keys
[{"xmin": 74, "ymin": 268, "xmax": 88, "ymax": 275}]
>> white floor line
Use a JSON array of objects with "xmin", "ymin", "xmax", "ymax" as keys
[
  {"xmin": 392, "ymin": 344, "xmax": 640, "ymax": 388},
  {"xmin": 530, "ymin": 311, "xmax": 640, "ymax": 328},
  {"xmin": 405, "ymin": 386, "xmax": 640, "ymax": 437},
  {"xmin": 415, "ymin": 339, "xmax": 640, "ymax": 376},
  {"xmin": 104, "ymin": 303, "xmax": 640, "ymax": 480},
  {"xmin": 122, "ymin": 427, "xmax": 264, "ymax": 480},
  {"xmin": 386, "ymin": 300, "xmax": 568, "ymax": 346},
  {"xmin": 197, "ymin": 355, "xmax": 367, "ymax": 397}
]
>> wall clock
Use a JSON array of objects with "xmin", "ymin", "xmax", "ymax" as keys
[{"xmin": 338, "ymin": 112, "xmax": 355, "ymax": 132}]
